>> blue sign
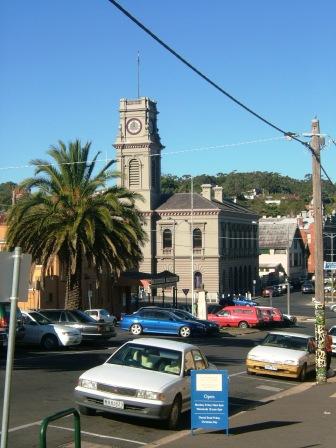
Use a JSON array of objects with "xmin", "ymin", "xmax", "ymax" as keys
[
  {"xmin": 191, "ymin": 369, "xmax": 229, "ymax": 434},
  {"xmin": 324, "ymin": 261, "xmax": 336, "ymax": 270}
]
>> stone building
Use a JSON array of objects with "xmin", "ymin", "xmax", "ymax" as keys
[{"xmin": 114, "ymin": 97, "xmax": 259, "ymax": 300}]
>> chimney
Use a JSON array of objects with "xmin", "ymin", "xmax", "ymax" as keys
[
  {"xmin": 201, "ymin": 184, "xmax": 213, "ymax": 201},
  {"xmin": 213, "ymin": 185, "xmax": 223, "ymax": 203}
]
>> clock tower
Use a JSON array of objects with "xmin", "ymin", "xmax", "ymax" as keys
[{"xmin": 114, "ymin": 97, "xmax": 164, "ymax": 212}]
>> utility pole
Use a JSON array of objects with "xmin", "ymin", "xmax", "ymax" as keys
[{"xmin": 311, "ymin": 118, "xmax": 326, "ymax": 384}]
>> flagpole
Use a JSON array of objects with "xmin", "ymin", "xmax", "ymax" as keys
[{"xmin": 137, "ymin": 51, "xmax": 140, "ymax": 98}]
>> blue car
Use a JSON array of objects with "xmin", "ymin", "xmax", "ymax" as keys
[
  {"xmin": 120, "ymin": 308, "xmax": 207, "ymax": 338},
  {"xmin": 232, "ymin": 296, "xmax": 259, "ymax": 306}
]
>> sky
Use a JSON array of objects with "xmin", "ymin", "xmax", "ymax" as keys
[{"xmin": 1, "ymin": 0, "xmax": 336, "ymax": 185}]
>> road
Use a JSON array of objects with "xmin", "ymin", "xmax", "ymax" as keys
[{"xmin": 1, "ymin": 291, "xmax": 336, "ymax": 447}]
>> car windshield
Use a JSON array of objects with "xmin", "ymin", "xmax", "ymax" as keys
[
  {"xmin": 99, "ymin": 309, "xmax": 110, "ymax": 317},
  {"xmin": 261, "ymin": 333, "xmax": 309, "ymax": 351},
  {"xmin": 106, "ymin": 343, "xmax": 182, "ymax": 375},
  {"xmin": 26, "ymin": 311, "xmax": 52, "ymax": 325}
]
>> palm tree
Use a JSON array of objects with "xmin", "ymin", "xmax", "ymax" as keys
[{"xmin": 6, "ymin": 140, "xmax": 147, "ymax": 309}]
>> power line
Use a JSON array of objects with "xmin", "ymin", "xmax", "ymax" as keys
[{"xmin": 107, "ymin": 0, "xmax": 335, "ymax": 187}]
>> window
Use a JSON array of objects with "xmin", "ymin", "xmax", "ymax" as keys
[
  {"xmin": 184, "ymin": 351, "xmax": 195, "ymax": 372},
  {"xmin": 274, "ymin": 249, "xmax": 286, "ymax": 254},
  {"xmin": 194, "ymin": 271, "xmax": 202, "ymax": 289},
  {"xmin": 129, "ymin": 159, "xmax": 140, "ymax": 188},
  {"xmin": 192, "ymin": 350, "xmax": 207, "ymax": 370},
  {"xmin": 193, "ymin": 228, "xmax": 202, "ymax": 249},
  {"xmin": 163, "ymin": 229, "xmax": 172, "ymax": 249},
  {"xmin": 260, "ymin": 248, "xmax": 270, "ymax": 254}
]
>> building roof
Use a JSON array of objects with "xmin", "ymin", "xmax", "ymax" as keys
[
  {"xmin": 259, "ymin": 219, "xmax": 299, "ymax": 248},
  {"xmin": 157, "ymin": 193, "xmax": 257, "ymax": 216}
]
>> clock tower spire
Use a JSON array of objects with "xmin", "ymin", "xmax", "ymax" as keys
[{"xmin": 114, "ymin": 97, "xmax": 164, "ymax": 211}]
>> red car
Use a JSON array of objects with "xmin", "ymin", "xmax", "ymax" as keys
[
  {"xmin": 257, "ymin": 306, "xmax": 284, "ymax": 325},
  {"xmin": 207, "ymin": 306, "xmax": 264, "ymax": 329}
]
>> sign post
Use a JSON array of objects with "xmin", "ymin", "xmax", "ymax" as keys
[
  {"xmin": 191, "ymin": 369, "xmax": 229, "ymax": 435},
  {"xmin": 1, "ymin": 248, "xmax": 31, "ymax": 448},
  {"xmin": 182, "ymin": 288, "xmax": 189, "ymax": 307}
]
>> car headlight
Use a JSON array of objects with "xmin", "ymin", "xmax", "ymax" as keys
[
  {"xmin": 284, "ymin": 359, "xmax": 299, "ymax": 366},
  {"xmin": 61, "ymin": 331, "xmax": 75, "ymax": 336},
  {"xmin": 79, "ymin": 378, "xmax": 97, "ymax": 390},
  {"xmin": 136, "ymin": 390, "xmax": 165, "ymax": 400}
]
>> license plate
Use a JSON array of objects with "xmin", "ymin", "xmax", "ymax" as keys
[
  {"xmin": 103, "ymin": 398, "xmax": 124, "ymax": 409},
  {"xmin": 265, "ymin": 364, "xmax": 277, "ymax": 371}
]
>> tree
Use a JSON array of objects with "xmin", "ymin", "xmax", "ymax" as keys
[{"xmin": 6, "ymin": 140, "xmax": 147, "ymax": 309}]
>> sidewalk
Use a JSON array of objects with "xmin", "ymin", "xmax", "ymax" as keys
[{"xmin": 62, "ymin": 375, "xmax": 336, "ymax": 448}]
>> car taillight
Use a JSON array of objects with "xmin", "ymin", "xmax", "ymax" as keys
[{"xmin": 0, "ymin": 317, "xmax": 8, "ymax": 328}]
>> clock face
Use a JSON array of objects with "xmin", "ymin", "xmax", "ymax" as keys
[{"xmin": 126, "ymin": 118, "xmax": 142, "ymax": 135}]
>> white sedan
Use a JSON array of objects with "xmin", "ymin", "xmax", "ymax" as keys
[
  {"xmin": 21, "ymin": 310, "xmax": 82, "ymax": 349},
  {"xmin": 246, "ymin": 331, "xmax": 315, "ymax": 381},
  {"xmin": 75, "ymin": 338, "xmax": 216, "ymax": 429}
]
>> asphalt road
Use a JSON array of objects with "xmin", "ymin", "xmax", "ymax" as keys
[{"xmin": 1, "ymin": 291, "xmax": 336, "ymax": 448}]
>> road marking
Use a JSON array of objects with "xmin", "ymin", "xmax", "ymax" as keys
[
  {"xmin": 256, "ymin": 385, "xmax": 283, "ymax": 392},
  {"xmin": 49, "ymin": 425, "xmax": 147, "ymax": 445},
  {"xmin": 330, "ymin": 392, "xmax": 336, "ymax": 398},
  {"xmin": 0, "ymin": 420, "xmax": 41, "ymax": 435},
  {"xmin": 228, "ymin": 370, "xmax": 247, "ymax": 377}
]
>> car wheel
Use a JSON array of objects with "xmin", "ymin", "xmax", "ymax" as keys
[
  {"xmin": 130, "ymin": 323, "xmax": 142, "ymax": 335},
  {"xmin": 298, "ymin": 364, "xmax": 307, "ymax": 382},
  {"xmin": 238, "ymin": 321, "xmax": 249, "ymax": 329},
  {"xmin": 78, "ymin": 405, "xmax": 96, "ymax": 416},
  {"xmin": 166, "ymin": 396, "xmax": 182, "ymax": 430},
  {"xmin": 41, "ymin": 334, "xmax": 59, "ymax": 350},
  {"xmin": 179, "ymin": 326, "xmax": 191, "ymax": 338},
  {"xmin": 246, "ymin": 369, "xmax": 255, "ymax": 375}
]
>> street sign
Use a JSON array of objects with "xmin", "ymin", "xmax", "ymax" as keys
[
  {"xmin": 0, "ymin": 251, "xmax": 31, "ymax": 302},
  {"xmin": 324, "ymin": 261, "xmax": 336, "ymax": 270},
  {"xmin": 191, "ymin": 369, "xmax": 229, "ymax": 434},
  {"xmin": 182, "ymin": 288, "xmax": 189, "ymax": 296}
]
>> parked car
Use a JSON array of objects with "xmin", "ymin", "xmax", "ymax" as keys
[
  {"xmin": 282, "ymin": 313, "xmax": 297, "ymax": 326},
  {"xmin": 207, "ymin": 304, "xmax": 223, "ymax": 314},
  {"xmin": 0, "ymin": 302, "xmax": 25, "ymax": 341},
  {"xmin": 0, "ymin": 331, "xmax": 7, "ymax": 356},
  {"xmin": 207, "ymin": 305, "xmax": 264, "ymax": 329},
  {"xmin": 21, "ymin": 310, "xmax": 82, "ymax": 349},
  {"xmin": 262, "ymin": 286, "xmax": 280, "ymax": 298},
  {"xmin": 301, "ymin": 281, "xmax": 315, "ymax": 294},
  {"xmin": 232, "ymin": 296, "xmax": 259, "ymax": 306},
  {"xmin": 75, "ymin": 337, "xmax": 216, "ymax": 429},
  {"xmin": 257, "ymin": 307, "xmax": 273, "ymax": 325},
  {"xmin": 38, "ymin": 309, "xmax": 116, "ymax": 341},
  {"xmin": 246, "ymin": 331, "xmax": 315, "ymax": 381},
  {"xmin": 257, "ymin": 306, "xmax": 284, "ymax": 325},
  {"xmin": 84, "ymin": 309, "xmax": 117, "ymax": 326},
  {"xmin": 167, "ymin": 308, "xmax": 219, "ymax": 335},
  {"xmin": 328, "ymin": 326, "xmax": 336, "ymax": 354},
  {"xmin": 120, "ymin": 308, "xmax": 207, "ymax": 338}
]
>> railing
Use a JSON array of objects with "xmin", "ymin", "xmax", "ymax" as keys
[{"xmin": 39, "ymin": 408, "xmax": 81, "ymax": 448}]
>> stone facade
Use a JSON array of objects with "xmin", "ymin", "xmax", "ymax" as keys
[{"xmin": 114, "ymin": 97, "xmax": 259, "ymax": 299}]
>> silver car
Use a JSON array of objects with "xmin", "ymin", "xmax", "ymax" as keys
[{"xmin": 38, "ymin": 309, "xmax": 116, "ymax": 341}]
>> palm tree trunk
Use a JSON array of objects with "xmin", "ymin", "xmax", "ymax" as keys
[{"xmin": 65, "ymin": 260, "xmax": 83, "ymax": 310}]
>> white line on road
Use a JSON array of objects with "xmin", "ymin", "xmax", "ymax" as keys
[
  {"xmin": 0, "ymin": 420, "xmax": 41, "ymax": 435},
  {"xmin": 49, "ymin": 425, "xmax": 147, "ymax": 445},
  {"xmin": 256, "ymin": 385, "xmax": 283, "ymax": 392}
]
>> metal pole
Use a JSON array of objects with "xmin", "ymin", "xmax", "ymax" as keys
[
  {"xmin": 191, "ymin": 177, "xmax": 195, "ymax": 315},
  {"xmin": 287, "ymin": 281, "xmax": 290, "ymax": 315},
  {"xmin": 331, "ymin": 235, "xmax": 334, "ymax": 303},
  {"xmin": 311, "ymin": 118, "xmax": 326, "ymax": 384},
  {"xmin": 1, "ymin": 247, "xmax": 22, "ymax": 448}
]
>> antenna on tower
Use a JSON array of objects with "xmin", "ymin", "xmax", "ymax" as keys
[{"xmin": 137, "ymin": 51, "xmax": 140, "ymax": 98}]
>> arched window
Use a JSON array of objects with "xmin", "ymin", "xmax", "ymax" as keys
[
  {"xmin": 194, "ymin": 271, "xmax": 202, "ymax": 290},
  {"xmin": 193, "ymin": 228, "xmax": 202, "ymax": 249},
  {"xmin": 163, "ymin": 229, "xmax": 172, "ymax": 249},
  {"xmin": 129, "ymin": 159, "xmax": 140, "ymax": 188}
]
